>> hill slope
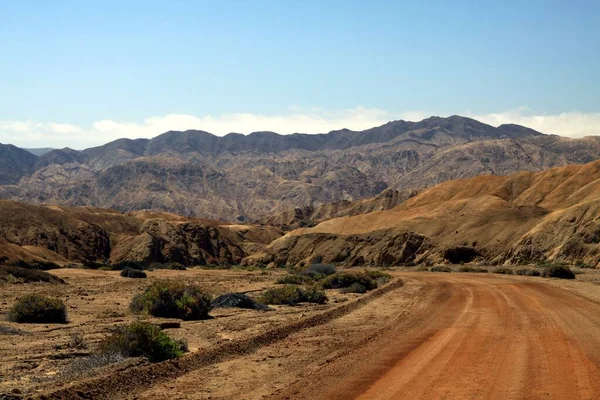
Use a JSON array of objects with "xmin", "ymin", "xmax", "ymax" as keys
[
  {"xmin": 0, "ymin": 201, "xmax": 282, "ymax": 266},
  {"xmin": 0, "ymin": 144, "xmax": 38, "ymax": 185},
  {"xmin": 248, "ymin": 160, "xmax": 600, "ymax": 267}
]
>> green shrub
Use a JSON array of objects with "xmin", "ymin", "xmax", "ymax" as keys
[
  {"xmin": 8, "ymin": 294, "xmax": 67, "ymax": 323},
  {"xmin": 542, "ymin": 265, "xmax": 575, "ymax": 279},
  {"xmin": 515, "ymin": 268, "xmax": 541, "ymax": 276},
  {"xmin": 276, "ymin": 274, "xmax": 313, "ymax": 285},
  {"xmin": 0, "ymin": 266, "xmax": 65, "ymax": 284},
  {"xmin": 301, "ymin": 263, "xmax": 337, "ymax": 278},
  {"xmin": 120, "ymin": 268, "xmax": 147, "ymax": 279},
  {"xmin": 319, "ymin": 272, "xmax": 378, "ymax": 291},
  {"xmin": 365, "ymin": 269, "xmax": 392, "ymax": 280},
  {"xmin": 99, "ymin": 321, "xmax": 186, "ymax": 362},
  {"xmin": 302, "ymin": 286, "xmax": 328, "ymax": 304},
  {"xmin": 494, "ymin": 268, "xmax": 514, "ymax": 275},
  {"xmin": 131, "ymin": 280, "xmax": 212, "ymax": 320},
  {"xmin": 430, "ymin": 266, "xmax": 452, "ymax": 273},
  {"xmin": 416, "ymin": 265, "xmax": 429, "ymax": 271},
  {"xmin": 259, "ymin": 285, "xmax": 327, "ymax": 306},
  {"xmin": 342, "ymin": 283, "xmax": 368, "ymax": 294}
]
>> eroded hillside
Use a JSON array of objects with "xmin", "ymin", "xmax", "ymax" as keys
[
  {"xmin": 0, "ymin": 201, "xmax": 282, "ymax": 266},
  {"xmin": 247, "ymin": 160, "xmax": 600, "ymax": 267}
]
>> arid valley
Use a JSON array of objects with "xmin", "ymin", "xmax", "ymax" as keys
[{"xmin": 2, "ymin": 2, "xmax": 600, "ymax": 398}]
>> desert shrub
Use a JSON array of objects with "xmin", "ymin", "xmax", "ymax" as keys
[
  {"xmin": 259, "ymin": 285, "xmax": 327, "ymax": 306},
  {"xmin": 301, "ymin": 263, "xmax": 337, "ymax": 278},
  {"xmin": 365, "ymin": 269, "xmax": 392, "ymax": 280},
  {"xmin": 0, "ymin": 265, "xmax": 65, "ymax": 284},
  {"xmin": 515, "ymin": 268, "xmax": 541, "ymax": 276},
  {"xmin": 68, "ymin": 333, "xmax": 88, "ymax": 349},
  {"xmin": 62, "ymin": 351, "xmax": 125, "ymax": 378},
  {"xmin": 542, "ymin": 265, "xmax": 575, "ymax": 279},
  {"xmin": 576, "ymin": 260, "xmax": 595, "ymax": 269},
  {"xmin": 149, "ymin": 262, "xmax": 186, "ymax": 271},
  {"xmin": 494, "ymin": 268, "xmax": 514, "ymax": 275},
  {"xmin": 319, "ymin": 272, "xmax": 378, "ymax": 291},
  {"xmin": 131, "ymin": 280, "xmax": 212, "ymax": 320},
  {"xmin": 7, "ymin": 294, "xmax": 67, "ymax": 323},
  {"xmin": 120, "ymin": 267, "xmax": 147, "ymax": 279},
  {"xmin": 82, "ymin": 261, "xmax": 111, "ymax": 270},
  {"xmin": 536, "ymin": 260, "xmax": 554, "ymax": 268},
  {"xmin": 99, "ymin": 321, "xmax": 186, "ymax": 362},
  {"xmin": 341, "ymin": 283, "xmax": 369, "ymax": 294},
  {"xmin": 10, "ymin": 259, "xmax": 60, "ymax": 271},
  {"xmin": 416, "ymin": 265, "xmax": 429, "ymax": 271},
  {"xmin": 365, "ymin": 269, "xmax": 392, "ymax": 285},
  {"xmin": 458, "ymin": 266, "xmax": 488, "ymax": 273},
  {"xmin": 430, "ymin": 266, "xmax": 452, "ymax": 273},
  {"xmin": 276, "ymin": 274, "xmax": 313, "ymax": 285},
  {"xmin": 302, "ymin": 286, "xmax": 328, "ymax": 304},
  {"xmin": 212, "ymin": 293, "xmax": 268, "ymax": 310},
  {"xmin": 0, "ymin": 324, "xmax": 25, "ymax": 335}
]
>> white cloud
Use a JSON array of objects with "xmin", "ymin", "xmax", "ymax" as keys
[
  {"xmin": 468, "ymin": 108, "xmax": 600, "ymax": 138},
  {"xmin": 1, "ymin": 107, "xmax": 599, "ymax": 149}
]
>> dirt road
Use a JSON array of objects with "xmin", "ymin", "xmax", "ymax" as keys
[
  {"xmin": 292, "ymin": 273, "xmax": 600, "ymax": 400},
  {"xmin": 40, "ymin": 272, "xmax": 600, "ymax": 399}
]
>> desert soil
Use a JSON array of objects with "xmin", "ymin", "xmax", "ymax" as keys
[
  {"xmin": 4, "ymin": 269, "xmax": 600, "ymax": 399},
  {"xmin": 138, "ymin": 271, "xmax": 600, "ymax": 400}
]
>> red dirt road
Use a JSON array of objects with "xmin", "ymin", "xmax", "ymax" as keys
[
  {"xmin": 312, "ymin": 273, "xmax": 600, "ymax": 400},
  {"xmin": 45, "ymin": 272, "xmax": 600, "ymax": 399}
]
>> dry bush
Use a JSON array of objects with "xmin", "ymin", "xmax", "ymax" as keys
[
  {"xmin": 319, "ymin": 272, "xmax": 378, "ymax": 291},
  {"xmin": 301, "ymin": 263, "xmax": 337, "ymax": 278},
  {"xmin": 259, "ymin": 285, "xmax": 327, "ymax": 306},
  {"xmin": 276, "ymin": 274, "xmax": 313, "ymax": 285},
  {"xmin": 0, "ymin": 265, "xmax": 65, "ymax": 284},
  {"xmin": 130, "ymin": 280, "xmax": 212, "ymax": 320},
  {"xmin": 515, "ymin": 268, "xmax": 541, "ymax": 276},
  {"xmin": 458, "ymin": 266, "xmax": 488, "ymax": 273},
  {"xmin": 8, "ymin": 294, "xmax": 67, "ymax": 323},
  {"xmin": 99, "ymin": 321, "xmax": 186, "ymax": 362},
  {"xmin": 120, "ymin": 267, "xmax": 147, "ymax": 279},
  {"xmin": 542, "ymin": 265, "xmax": 575, "ymax": 279}
]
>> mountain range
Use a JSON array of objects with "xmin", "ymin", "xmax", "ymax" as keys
[{"xmin": 2, "ymin": 115, "xmax": 600, "ymax": 221}]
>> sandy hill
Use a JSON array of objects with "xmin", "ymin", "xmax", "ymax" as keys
[{"xmin": 247, "ymin": 160, "xmax": 600, "ymax": 267}]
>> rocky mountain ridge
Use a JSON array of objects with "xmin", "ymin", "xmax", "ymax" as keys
[{"xmin": 1, "ymin": 115, "xmax": 599, "ymax": 221}]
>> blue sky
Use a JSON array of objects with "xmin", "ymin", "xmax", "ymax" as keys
[{"xmin": 1, "ymin": 0, "xmax": 599, "ymax": 148}]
